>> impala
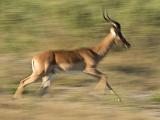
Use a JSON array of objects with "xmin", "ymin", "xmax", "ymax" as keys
[{"xmin": 14, "ymin": 11, "xmax": 131, "ymax": 101}]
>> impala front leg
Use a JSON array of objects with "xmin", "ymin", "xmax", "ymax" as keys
[
  {"xmin": 98, "ymin": 75, "xmax": 122, "ymax": 102},
  {"xmin": 83, "ymin": 67, "xmax": 122, "ymax": 102},
  {"xmin": 105, "ymin": 79, "xmax": 122, "ymax": 102},
  {"xmin": 83, "ymin": 67, "xmax": 108, "ymax": 92}
]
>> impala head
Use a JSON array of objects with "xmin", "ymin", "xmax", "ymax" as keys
[{"xmin": 103, "ymin": 10, "xmax": 131, "ymax": 48}]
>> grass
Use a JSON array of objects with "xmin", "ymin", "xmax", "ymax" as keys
[
  {"xmin": 151, "ymin": 94, "xmax": 160, "ymax": 103},
  {"xmin": 0, "ymin": 0, "xmax": 160, "ymax": 119}
]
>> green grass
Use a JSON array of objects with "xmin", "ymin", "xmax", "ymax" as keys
[
  {"xmin": 0, "ymin": 0, "xmax": 160, "ymax": 119},
  {"xmin": 151, "ymin": 94, "xmax": 160, "ymax": 103}
]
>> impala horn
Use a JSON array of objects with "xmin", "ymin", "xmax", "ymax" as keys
[{"xmin": 102, "ymin": 9, "xmax": 120, "ymax": 28}]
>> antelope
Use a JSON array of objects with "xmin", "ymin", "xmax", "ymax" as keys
[{"xmin": 14, "ymin": 10, "xmax": 131, "ymax": 101}]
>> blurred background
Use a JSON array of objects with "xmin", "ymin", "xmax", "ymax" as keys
[{"xmin": 0, "ymin": 0, "xmax": 160, "ymax": 120}]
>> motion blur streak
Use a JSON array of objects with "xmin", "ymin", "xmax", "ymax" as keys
[{"xmin": 0, "ymin": 0, "xmax": 159, "ymax": 120}]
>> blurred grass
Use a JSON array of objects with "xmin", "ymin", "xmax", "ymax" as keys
[
  {"xmin": 151, "ymin": 93, "xmax": 160, "ymax": 102},
  {"xmin": 0, "ymin": 0, "xmax": 160, "ymax": 120}
]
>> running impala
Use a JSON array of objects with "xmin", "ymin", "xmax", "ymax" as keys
[{"xmin": 14, "ymin": 11, "xmax": 131, "ymax": 101}]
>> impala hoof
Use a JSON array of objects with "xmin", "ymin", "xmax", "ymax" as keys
[{"xmin": 13, "ymin": 93, "xmax": 22, "ymax": 99}]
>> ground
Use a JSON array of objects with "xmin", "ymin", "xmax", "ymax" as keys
[{"xmin": 0, "ymin": 85, "xmax": 159, "ymax": 120}]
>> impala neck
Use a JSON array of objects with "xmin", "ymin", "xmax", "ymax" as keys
[{"xmin": 92, "ymin": 32, "xmax": 115, "ymax": 58}]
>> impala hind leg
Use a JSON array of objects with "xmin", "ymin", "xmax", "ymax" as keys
[
  {"xmin": 83, "ymin": 67, "xmax": 122, "ymax": 102},
  {"xmin": 14, "ymin": 73, "xmax": 41, "ymax": 98},
  {"xmin": 39, "ymin": 74, "xmax": 52, "ymax": 96}
]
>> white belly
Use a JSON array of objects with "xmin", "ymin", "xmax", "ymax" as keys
[{"xmin": 59, "ymin": 62, "xmax": 85, "ymax": 71}]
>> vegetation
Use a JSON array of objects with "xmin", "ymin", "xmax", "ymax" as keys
[{"xmin": 0, "ymin": 0, "xmax": 159, "ymax": 120}]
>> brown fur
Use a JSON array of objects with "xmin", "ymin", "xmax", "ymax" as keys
[{"xmin": 14, "ymin": 23, "xmax": 130, "ymax": 102}]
